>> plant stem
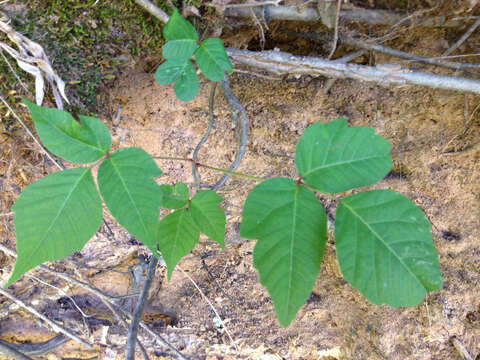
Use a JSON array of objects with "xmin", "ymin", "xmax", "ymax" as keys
[
  {"xmin": 197, "ymin": 162, "xmax": 265, "ymax": 182},
  {"xmin": 153, "ymin": 156, "xmax": 265, "ymax": 182}
]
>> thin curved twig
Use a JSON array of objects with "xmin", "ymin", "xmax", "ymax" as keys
[
  {"xmin": 201, "ymin": 260, "xmax": 273, "ymax": 318},
  {"xmin": 192, "ymin": 82, "xmax": 217, "ymax": 189},
  {"xmin": 179, "ymin": 266, "xmax": 237, "ymax": 350},
  {"xmin": 0, "ymin": 341, "xmax": 34, "ymax": 360},
  {"xmin": 0, "ymin": 335, "xmax": 68, "ymax": 358},
  {"xmin": 214, "ymin": 75, "xmax": 248, "ymax": 190},
  {"xmin": 126, "ymin": 256, "xmax": 158, "ymax": 360}
]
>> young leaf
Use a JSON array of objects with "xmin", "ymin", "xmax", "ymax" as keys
[
  {"xmin": 155, "ymin": 59, "xmax": 187, "ymax": 85},
  {"xmin": 98, "ymin": 148, "xmax": 163, "ymax": 254},
  {"xmin": 160, "ymin": 182, "xmax": 189, "ymax": 209},
  {"xmin": 7, "ymin": 168, "xmax": 102, "ymax": 286},
  {"xmin": 189, "ymin": 190, "xmax": 225, "ymax": 249},
  {"xmin": 173, "ymin": 61, "xmax": 199, "ymax": 101},
  {"xmin": 24, "ymin": 99, "xmax": 111, "ymax": 164},
  {"xmin": 335, "ymin": 189, "xmax": 442, "ymax": 307},
  {"xmin": 296, "ymin": 118, "xmax": 392, "ymax": 193},
  {"xmin": 157, "ymin": 209, "xmax": 200, "ymax": 279},
  {"xmin": 163, "ymin": 39, "xmax": 198, "ymax": 61},
  {"xmin": 240, "ymin": 178, "xmax": 327, "ymax": 327},
  {"xmin": 163, "ymin": 9, "xmax": 198, "ymax": 41},
  {"xmin": 194, "ymin": 38, "xmax": 232, "ymax": 81}
]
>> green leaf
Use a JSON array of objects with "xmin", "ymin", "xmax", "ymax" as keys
[
  {"xmin": 24, "ymin": 99, "xmax": 111, "ymax": 164},
  {"xmin": 296, "ymin": 118, "xmax": 392, "ymax": 193},
  {"xmin": 163, "ymin": 9, "xmax": 198, "ymax": 41},
  {"xmin": 335, "ymin": 189, "xmax": 442, "ymax": 307},
  {"xmin": 98, "ymin": 148, "xmax": 163, "ymax": 253},
  {"xmin": 190, "ymin": 190, "xmax": 225, "ymax": 249},
  {"xmin": 7, "ymin": 168, "xmax": 102, "ymax": 286},
  {"xmin": 194, "ymin": 38, "xmax": 232, "ymax": 81},
  {"xmin": 240, "ymin": 178, "xmax": 327, "ymax": 326},
  {"xmin": 173, "ymin": 61, "xmax": 199, "ymax": 101},
  {"xmin": 160, "ymin": 182, "xmax": 189, "ymax": 209},
  {"xmin": 157, "ymin": 209, "xmax": 199, "ymax": 279},
  {"xmin": 163, "ymin": 39, "xmax": 198, "ymax": 61},
  {"xmin": 155, "ymin": 60, "xmax": 186, "ymax": 85}
]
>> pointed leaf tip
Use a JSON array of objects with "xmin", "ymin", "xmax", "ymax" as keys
[
  {"xmin": 335, "ymin": 189, "xmax": 442, "ymax": 307},
  {"xmin": 24, "ymin": 99, "xmax": 111, "ymax": 164},
  {"xmin": 241, "ymin": 178, "xmax": 327, "ymax": 326},
  {"xmin": 157, "ymin": 209, "xmax": 200, "ymax": 279},
  {"xmin": 7, "ymin": 168, "xmax": 102, "ymax": 286},
  {"xmin": 190, "ymin": 190, "xmax": 225, "ymax": 249}
]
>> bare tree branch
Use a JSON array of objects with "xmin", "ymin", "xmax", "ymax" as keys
[
  {"xmin": 132, "ymin": 0, "xmax": 169, "ymax": 23},
  {"xmin": 226, "ymin": 48, "xmax": 480, "ymax": 93},
  {"xmin": 224, "ymin": 5, "xmax": 472, "ymax": 28}
]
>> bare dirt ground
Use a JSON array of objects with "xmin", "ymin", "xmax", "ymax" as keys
[{"xmin": 1, "ymin": 2, "xmax": 480, "ymax": 360}]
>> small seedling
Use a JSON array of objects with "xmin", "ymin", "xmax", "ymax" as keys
[{"xmin": 155, "ymin": 10, "xmax": 232, "ymax": 101}]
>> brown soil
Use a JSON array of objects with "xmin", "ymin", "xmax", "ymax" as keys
[{"xmin": 1, "ymin": 4, "xmax": 480, "ymax": 360}]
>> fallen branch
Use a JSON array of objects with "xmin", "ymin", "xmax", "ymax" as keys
[
  {"xmin": 226, "ymin": 48, "xmax": 480, "ymax": 93},
  {"xmin": 224, "ymin": 5, "xmax": 473, "ymax": 28},
  {"xmin": 0, "ymin": 287, "xmax": 92, "ymax": 348},
  {"xmin": 443, "ymin": 16, "xmax": 480, "ymax": 56}
]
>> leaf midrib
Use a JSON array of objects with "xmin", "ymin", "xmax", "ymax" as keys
[
  {"xmin": 286, "ymin": 185, "xmax": 299, "ymax": 318},
  {"xmin": 341, "ymin": 201, "xmax": 423, "ymax": 290},
  {"xmin": 110, "ymin": 159, "xmax": 151, "ymax": 241},
  {"xmin": 302, "ymin": 155, "xmax": 387, "ymax": 178},
  {"xmin": 45, "ymin": 118, "xmax": 105, "ymax": 154}
]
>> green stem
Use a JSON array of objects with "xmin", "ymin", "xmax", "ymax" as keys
[
  {"xmin": 154, "ymin": 155, "xmax": 265, "ymax": 181},
  {"xmin": 298, "ymin": 179, "xmax": 340, "ymax": 201},
  {"xmin": 197, "ymin": 163, "xmax": 266, "ymax": 182}
]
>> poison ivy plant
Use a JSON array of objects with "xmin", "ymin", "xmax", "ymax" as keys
[
  {"xmin": 155, "ymin": 10, "xmax": 232, "ymax": 101},
  {"xmin": 241, "ymin": 118, "xmax": 442, "ymax": 326},
  {"xmin": 6, "ymin": 101, "xmax": 226, "ymax": 286},
  {"xmin": 7, "ymin": 101, "xmax": 442, "ymax": 330}
]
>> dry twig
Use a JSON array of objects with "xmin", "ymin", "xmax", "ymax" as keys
[
  {"xmin": 126, "ymin": 256, "xmax": 158, "ymax": 360},
  {"xmin": 443, "ymin": 17, "xmax": 480, "ymax": 56},
  {"xmin": 226, "ymin": 48, "xmax": 480, "ymax": 93},
  {"xmin": 179, "ymin": 266, "xmax": 237, "ymax": 350}
]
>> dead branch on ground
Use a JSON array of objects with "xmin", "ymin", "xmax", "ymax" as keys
[
  {"xmin": 226, "ymin": 48, "xmax": 480, "ymax": 93},
  {"xmin": 223, "ymin": 5, "xmax": 474, "ymax": 28}
]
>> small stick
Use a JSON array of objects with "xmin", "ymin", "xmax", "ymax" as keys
[
  {"xmin": 327, "ymin": 0, "xmax": 342, "ymax": 60},
  {"xmin": 126, "ymin": 256, "xmax": 158, "ymax": 360},
  {"xmin": 179, "ymin": 266, "xmax": 237, "ymax": 350},
  {"xmin": 132, "ymin": 0, "xmax": 169, "ymax": 23},
  {"xmin": 0, "ymin": 49, "xmax": 29, "ymax": 92},
  {"xmin": 250, "ymin": 8, "xmax": 266, "ymax": 51},
  {"xmin": 451, "ymin": 337, "xmax": 473, "ymax": 360},
  {"xmin": 0, "ymin": 287, "xmax": 92, "ymax": 348},
  {"xmin": 339, "ymin": 34, "xmax": 480, "ymax": 71},
  {"xmin": 443, "ymin": 17, "xmax": 480, "ymax": 57}
]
